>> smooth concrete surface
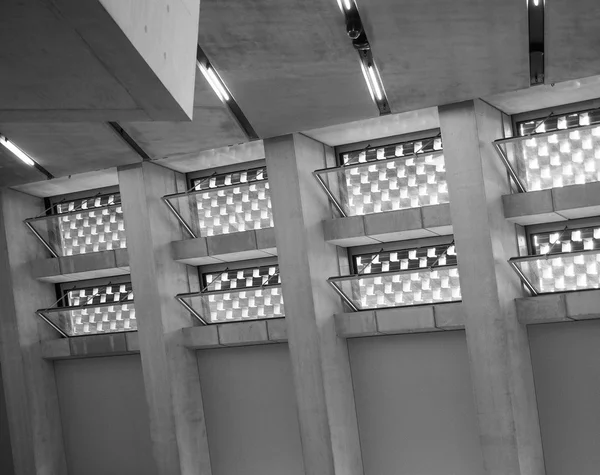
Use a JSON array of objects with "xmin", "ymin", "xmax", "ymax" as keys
[
  {"xmin": 0, "ymin": 365, "xmax": 15, "ymax": 475},
  {"xmin": 181, "ymin": 319, "xmax": 287, "ymax": 349},
  {"xmin": 440, "ymin": 100, "xmax": 545, "ymax": 475},
  {"xmin": 119, "ymin": 162, "xmax": 210, "ymax": 475},
  {"xmin": 349, "ymin": 331, "xmax": 484, "ymax": 475},
  {"xmin": 172, "ymin": 228, "xmax": 277, "ymax": 266},
  {"xmin": 265, "ymin": 134, "xmax": 363, "ymax": 475},
  {"xmin": 528, "ymin": 320, "xmax": 600, "ymax": 475},
  {"xmin": 41, "ymin": 333, "xmax": 141, "ymax": 360},
  {"xmin": 503, "ymin": 182, "xmax": 600, "ymax": 225},
  {"xmin": 323, "ymin": 204, "xmax": 452, "ymax": 247},
  {"xmin": 32, "ymin": 249, "xmax": 130, "ymax": 283},
  {"xmin": 197, "ymin": 344, "xmax": 305, "ymax": 475},
  {"xmin": 335, "ymin": 302, "xmax": 466, "ymax": 338},
  {"xmin": 55, "ymin": 355, "xmax": 156, "ymax": 475},
  {"xmin": 0, "ymin": 189, "xmax": 67, "ymax": 475},
  {"xmin": 516, "ymin": 290, "xmax": 600, "ymax": 324},
  {"xmin": 366, "ymin": 0, "xmax": 529, "ymax": 113}
]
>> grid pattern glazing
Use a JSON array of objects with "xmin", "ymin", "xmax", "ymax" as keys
[
  {"xmin": 338, "ymin": 137, "xmax": 448, "ymax": 215},
  {"xmin": 354, "ymin": 243, "xmax": 457, "ymax": 274},
  {"xmin": 500, "ymin": 110, "xmax": 600, "ymax": 192},
  {"xmin": 192, "ymin": 167, "xmax": 274, "ymax": 236},
  {"xmin": 199, "ymin": 265, "xmax": 284, "ymax": 322},
  {"xmin": 55, "ymin": 194, "xmax": 126, "ymax": 256},
  {"xmin": 40, "ymin": 283, "xmax": 136, "ymax": 336},
  {"xmin": 531, "ymin": 226, "xmax": 600, "ymax": 255},
  {"xmin": 513, "ymin": 252, "xmax": 600, "ymax": 294}
]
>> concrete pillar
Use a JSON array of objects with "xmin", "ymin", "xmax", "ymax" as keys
[
  {"xmin": 0, "ymin": 189, "xmax": 68, "ymax": 475},
  {"xmin": 118, "ymin": 162, "xmax": 210, "ymax": 475},
  {"xmin": 438, "ymin": 100, "xmax": 545, "ymax": 475},
  {"xmin": 264, "ymin": 133, "xmax": 364, "ymax": 475}
]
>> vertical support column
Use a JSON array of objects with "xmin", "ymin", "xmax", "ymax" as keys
[
  {"xmin": 0, "ymin": 189, "xmax": 68, "ymax": 475},
  {"xmin": 118, "ymin": 162, "xmax": 210, "ymax": 475},
  {"xmin": 264, "ymin": 134, "xmax": 364, "ymax": 475},
  {"xmin": 439, "ymin": 100, "xmax": 545, "ymax": 475}
]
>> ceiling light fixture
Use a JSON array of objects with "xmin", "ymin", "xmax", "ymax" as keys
[
  {"xmin": 337, "ymin": 0, "xmax": 391, "ymax": 114},
  {"xmin": 527, "ymin": 0, "xmax": 545, "ymax": 85},
  {"xmin": 0, "ymin": 134, "xmax": 35, "ymax": 166},
  {"xmin": 197, "ymin": 45, "xmax": 259, "ymax": 141}
]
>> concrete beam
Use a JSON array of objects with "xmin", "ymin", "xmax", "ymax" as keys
[
  {"xmin": 335, "ymin": 302, "xmax": 466, "ymax": 338},
  {"xmin": 323, "ymin": 203, "xmax": 453, "ymax": 247},
  {"xmin": 439, "ymin": 100, "xmax": 545, "ymax": 475},
  {"xmin": 40, "ymin": 333, "xmax": 141, "ymax": 360},
  {"xmin": 516, "ymin": 290, "xmax": 600, "ymax": 324},
  {"xmin": 265, "ymin": 134, "xmax": 363, "ymax": 475},
  {"xmin": 503, "ymin": 181, "xmax": 600, "ymax": 225},
  {"xmin": 180, "ymin": 320, "xmax": 287, "ymax": 349},
  {"xmin": 172, "ymin": 228, "xmax": 277, "ymax": 266},
  {"xmin": 31, "ymin": 249, "xmax": 130, "ymax": 283},
  {"xmin": 0, "ymin": 189, "xmax": 67, "ymax": 475},
  {"xmin": 119, "ymin": 162, "xmax": 211, "ymax": 475},
  {"xmin": 2, "ymin": 0, "xmax": 199, "ymax": 121}
]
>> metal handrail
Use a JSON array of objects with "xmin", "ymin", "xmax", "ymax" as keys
[{"xmin": 328, "ymin": 263, "xmax": 459, "ymax": 284}]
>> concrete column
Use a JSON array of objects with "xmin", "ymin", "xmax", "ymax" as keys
[
  {"xmin": 438, "ymin": 100, "xmax": 545, "ymax": 475},
  {"xmin": 118, "ymin": 162, "xmax": 210, "ymax": 475},
  {"xmin": 264, "ymin": 134, "xmax": 364, "ymax": 475},
  {"xmin": 0, "ymin": 189, "xmax": 68, "ymax": 475}
]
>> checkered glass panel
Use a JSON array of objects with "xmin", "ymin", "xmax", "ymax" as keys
[
  {"xmin": 338, "ymin": 137, "xmax": 448, "ymax": 216},
  {"xmin": 56, "ymin": 194, "xmax": 126, "ymax": 256},
  {"xmin": 200, "ymin": 266, "xmax": 284, "ymax": 322},
  {"xmin": 515, "ymin": 253, "xmax": 600, "ymax": 293},
  {"xmin": 192, "ymin": 167, "xmax": 274, "ymax": 237},
  {"xmin": 40, "ymin": 283, "xmax": 136, "ymax": 336},
  {"xmin": 504, "ymin": 111, "xmax": 600, "ymax": 192}
]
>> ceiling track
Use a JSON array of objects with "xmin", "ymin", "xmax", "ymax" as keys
[
  {"xmin": 528, "ymin": 0, "xmax": 545, "ymax": 86},
  {"xmin": 341, "ymin": 1, "xmax": 391, "ymax": 115},
  {"xmin": 107, "ymin": 122, "xmax": 151, "ymax": 160}
]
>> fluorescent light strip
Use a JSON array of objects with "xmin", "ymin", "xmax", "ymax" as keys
[
  {"xmin": 337, "ymin": 0, "xmax": 352, "ymax": 11},
  {"xmin": 0, "ymin": 135, "xmax": 35, "ymax": 166},
  {"xmin": 360, "ymin": 61, "xmax": 375, "ymax": 102},
  {"xmin": 368, "ymin": 65, "xmax": 383, "ymax": 101},
  {"xmin": 198, "ymin": 63, "xmax": 229, "ymax": 102}
]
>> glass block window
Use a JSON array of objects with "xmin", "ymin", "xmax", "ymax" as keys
[
  {"xmin": 517, "ymin": 109, "xmax": 600, "ymax": 136},
  {"xmin": 198, "ymin": 265, "xmax": 284, "ymax": 322},
  {"xmin": 191, "ymin": 167, "xmax": 274, "ymax": 236},
  {"xmin": 337, "ymin": 136, "xmax": 448, "ymax": 216},
  {"xmin": 55, "ymin": 193, "xmax": 126, "ymax": 256},
  {"xmin": 331, "ymin": 242, "xmax": 461, "ymax": 311},
  {"xmin": 496, "ymin": 109, "xmax": 600, "ymax": 192},
  {"xmin": 354, "ymin": 243, "xmax": 458, "ymax": 274},
  {"xmin": 38, "ymin": 282, "xmax": 136, "ymax": 337},
  {"xmin": 531, "ymin": 226, "xmax": 600, "ymax": 255}
]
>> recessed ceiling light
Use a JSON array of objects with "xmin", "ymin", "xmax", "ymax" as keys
[{"xmin": 0, "ymin": 134, "xmax": 35, "ymax": 166}]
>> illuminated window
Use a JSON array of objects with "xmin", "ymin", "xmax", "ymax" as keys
[
  {"xmin": 163, "ymin": 166, "xmax": 274, "ymax": 239},
  {"xmin": 510, "ymin": 224, "xmax": 600, "ymax": 294},
  {"xmin": 495, "ymin": 108, "xmax": 600, "ymax": 192},
  {"xmin": 329, "ymin": 241, "xmax": 461, "ymax": 310},
  {"xmin": 37, "ymin": 282, "xmax": 136, "ymax": 337},
  {"xmin": 55, "ymin": 194, "xmax": 126, "ymax": 256},
  {"xmin": 314, "ymin": 135, "xmax": 448, "ymax": 217},
  {"xmin": 177, "ymin": 264, "xmax": 285, "ymax": 323}
]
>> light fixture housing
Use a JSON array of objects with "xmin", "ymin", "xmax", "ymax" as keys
[
  {"xmin": 0, "ymin": 134, "xmax": 35, "ymax": 166},
  {"xmin": 358, "ymin": 50, "xmax": 391, "ymax": 115},
  {"xmin": 196, "ymin": 45, "xmax": 259, "ymax": 141}
]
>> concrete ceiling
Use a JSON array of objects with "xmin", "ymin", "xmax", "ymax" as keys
[
  {"xmin": 120, "ymin": 75, "xmax": 247, "ymax": 161},
  {"xmin": 198, "ymin": 0, "xmax": 380, "ymax": 138},
  {"xmin": 0, "ymin": 145, "xmax": 47, "ymax": 187},
  {"xmin": 2, "ymin": 0, "xmax": 600, "ymax": 191},
  {"xmin": 361, "ymin": 0, "xmax": 530, "ymax": 113},
  {"xmin": 0, "ymin": 122, "xmax": 140, "ymax": 177}
]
